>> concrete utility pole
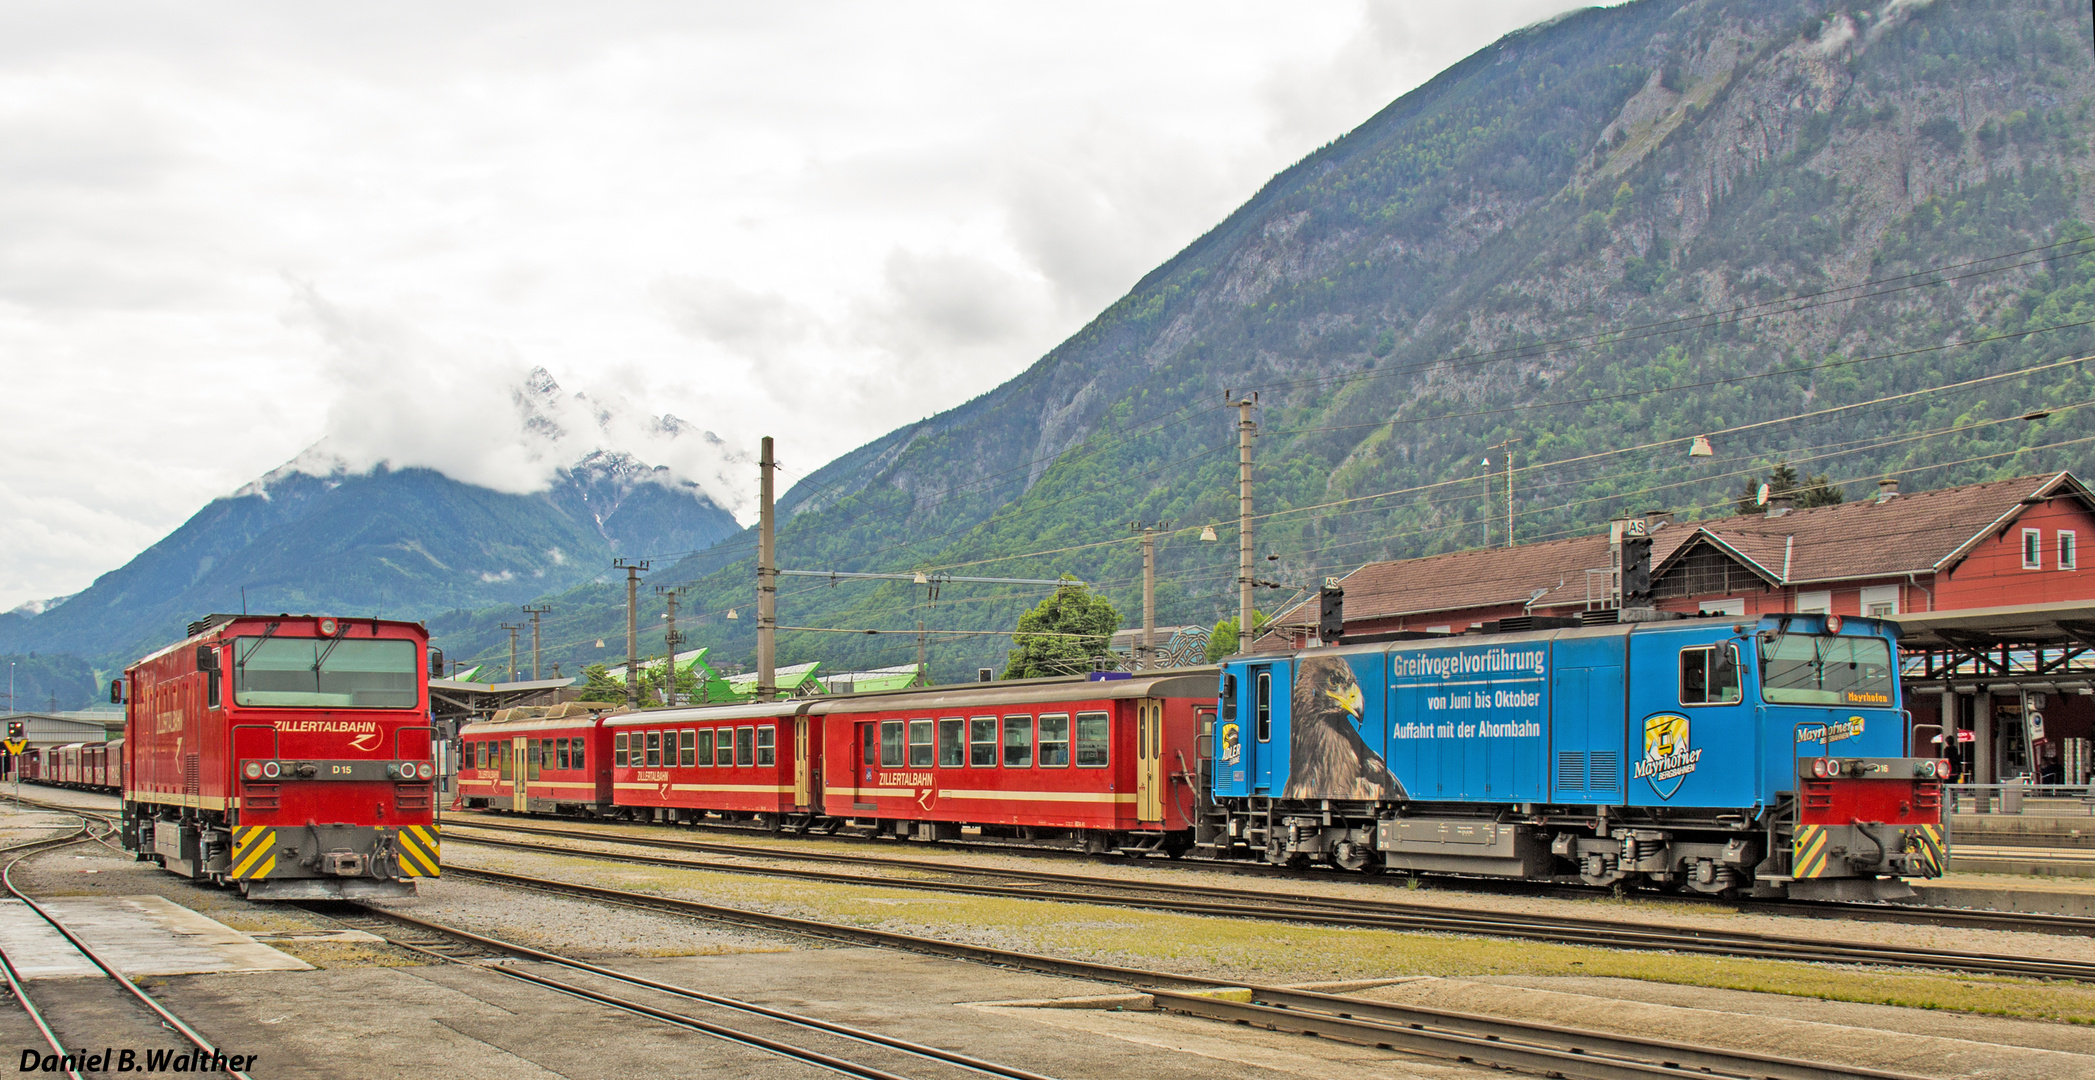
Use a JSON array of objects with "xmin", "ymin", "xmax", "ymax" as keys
[
  {"xmin": 1230, "ymin": 394, "xmax": 1258, "ymax": 655},
  {"xmin": 613, "ymin": 558, "xmax": 650, "ymax": 710},
  {"xmin": 917, "ymin": 620, "xmax": 929, "ymax": 687},
  {"xmin": 756, "ymin": 436, "xmax": 779, "ymax": 702},
  {"xmin": 1131, "ymin": 523, "xmax": 1163, "ymax": 669},
  {"xmin": 656, "ymin": 585, "xmax": 686, "ymax": 708},
  {"xmin": 1493, "ymin": 438, "xmax": 1520, "ymax": 549},
  {"xmin": 499, "ymin": 623, "xmax": 522, "ymax": 682},
  {"xmin": 521, "ymin": 604, "xmax": 551, "ymax": 679}
]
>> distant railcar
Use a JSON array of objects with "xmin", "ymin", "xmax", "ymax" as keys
[{"xmin": 458, "ymin": 704, "xmax": 614, "ymax": 814}]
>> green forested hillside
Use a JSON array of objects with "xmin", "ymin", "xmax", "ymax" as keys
[{"xmin": 435, "ymin": 0, "xmax": 2095, "ymax": 682}]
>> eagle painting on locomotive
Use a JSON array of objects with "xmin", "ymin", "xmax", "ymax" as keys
[
  {"xmin": 118, "ymin": 614, "xmax": 445, "ymax": 900},
  {"xmin": 1204, "ymin": 613, "xmax": 1942, "ymax": 900}
]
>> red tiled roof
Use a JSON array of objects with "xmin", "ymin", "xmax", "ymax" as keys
[{"xmin": 1273, "ymin": 472, "xmax": 2088, "ymax": 628}]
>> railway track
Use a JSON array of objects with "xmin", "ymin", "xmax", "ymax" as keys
[
  {"xmin": 0, "ymin": 808, "xmax": 252, "ymax": 1080},
  {"xmin": 310, "ymin": 902, "xmax": 1062, "ymax": 1080},
  {"xmin": 438, "ymin": 861, "xmax": 1935, "ymax": 1080},
  {"xmin": 443, "ymin": 807, "xmax": 2095, "ymax": 937},
  {"xmin": 441, "ymin": 816, "xmax": 2095, "ymax": 981}
]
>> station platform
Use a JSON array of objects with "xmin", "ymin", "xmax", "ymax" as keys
[{"xmin": 1912, "ymin": 872, "xmax": 2095, "ymax": 917}]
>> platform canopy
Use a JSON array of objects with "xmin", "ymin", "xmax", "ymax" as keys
[{"xmin": 1887, "ymin": 600, "xmax": 2095, "ymax": 652}]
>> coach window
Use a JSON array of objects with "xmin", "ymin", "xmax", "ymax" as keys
[
  {"xmin": 695, "ymin": 728, "xmax": 714, "ymax": 767},
  {"xmin": 716, "ymin": 728, "xmax": 734, "ymax": 767},
  {"xmin": 614, "ymin": 732, "xmax": 629, "ymax": 767},
  {"xmin": 556, "ymin": 738, "xmax": 570, "ymax": 770},
  {"xmin": 527, "ymin": 739, "xmax": 542, "ymax": 781},
  {"xmin": 645, "ymin": 731, "xmax": 662, "ymax": 767},
  {"xmin": 1254, "ymin": 672, "xmax": 1272, "ymax": 743},
  {"xmin": 969, "ymin": 717, "xmax": 997, "ymax": 767},
  {"xmin": 861, "ymin": 724, "xmax": 877, "ymax": 766},
  {"xmin": 1075, "ymin": 712, "xmax": 1110, "ymax": 767},
  {"xmin": 880, "ymin": 720, "xmax": 905, "ymax": 767},
  {"xmin": 756, "ymin": 726, "xmax": 776, "ymax": 767},
  {"xmin": 736, "ymin": 726, "xmax": 755, "ymax": 767},
  {"xmin": 570, "ymin": 740, "xmax": 585, "ymax": 772},
  {"xmin": 937, "ymin": 718, "xmax": 965, "ymax": 767},
  {"xmin": 1680, "ymin": 645, "xmax": 1742, "ymax": 706},
  {"xmin": 907, "ymin": 720, "xmax": 934, "ymax": 767},
  {"xmin": 500, "ymin": 744, "xmax": 513, "ymax": 781},
  {"xmin": 1038, "ymin": 714, "xmax": 1071, "ymax": 767},
  {"xmin": 1003, "ymin": 715, "xmax": 1034, "ymax": 768},
  {"xmin": 680, "ymin": 730, "xmax": 696, "ymax": 767}
]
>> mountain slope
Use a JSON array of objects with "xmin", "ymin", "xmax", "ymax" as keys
[{"xmin": 310, "ymin": 0, "xmax": 2095, "ymax": 681}]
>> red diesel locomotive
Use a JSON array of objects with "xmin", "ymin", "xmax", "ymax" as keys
[
  {"xmin": 119, "ymin": 614, "xmax": 445, "ymax": 900},
  {"xmin": 458, "ymin": 671, "xmax": 1213, "ymax": 853}
]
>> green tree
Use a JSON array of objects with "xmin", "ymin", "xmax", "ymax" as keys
[
  {"xmin": 1735, "ymin": 463, "xmax": 1844, "ymax": 515},
  {"xmin": 1202, "ymin": 609, "xmax": 1267, "ymax": 664},
  {"xmin": 577, "ymin": 663, "xmax": 625, "ymax": 703},
  {"xmin": 1002, "ymin": 580, "xmax": 1120, "ymax": 680}
]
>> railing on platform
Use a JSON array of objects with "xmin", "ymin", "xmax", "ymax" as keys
[{"xmin": 1946, "ymin": 782, "xmax": 2095, "ymax": 816}]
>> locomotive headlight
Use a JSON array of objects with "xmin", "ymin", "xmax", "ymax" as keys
[
  {"xmin": 244, "ymin": 762, "xmax": 262, "ymax": 780},
  {"xmin": 262, "ymin": 760, "xmax": 281, "ymax": 779},
  {"xmin": 1810, "ymin": 759, "xmax": 1828, "ymax": 779},
  {"xmin": 417, "ymin": 762, "xmax": 433, "ymax": 779},
  {"xmin": 1938, "ymin": 758, "xmax": 1953, "ymax": 779}
]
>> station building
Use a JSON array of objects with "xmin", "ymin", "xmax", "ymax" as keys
[{"xmin": 1265, "ymin": 471, "xmax": 2095, "ymax": 785}]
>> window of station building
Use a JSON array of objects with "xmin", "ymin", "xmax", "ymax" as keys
[
  {"xmin": 2064, "ymin": 531, "xmax": 2079, "ymax": 571},
  {"xmin": 969, "ymin": 717, "xmax": 997, "ymax": 767},
  {"xmin": 879, "ymin": 720, "xmax": 905, "ymax": 767},
  {"xmin": 614, "ymin": 733, "xmax": 629, "ymax": 767},
  {"xmin": 2025, "ymin": 528, "xmax": 2043, "ymax": 569},
  {"xmin": 1679, "ymin": 644, "xmax": 1742, "ymax": 705},
  {"xmin": 937, "ymin": 718, "xmax": 965, "ymax": 767},
  {"xmin": 907, "ymin": 720, "xmax": 934, "ymax": 767},
  {"xmin": 1254, "ymin": 672, "xmax": 1272, "ymax": 743},
  {"xmin": 695, "ymin": 728, "xmax": 714, "ymax": 767},
  {"xmin": 1003, "ymin": 715, "xmax": 1033, "ymax": 768},
  {"xmin": 716, "ymin": 728, "xmax": 734, "ymax": 767},
  {"xmin": 1038, "ymin": 714, "xmax": 1071, "ymax": 767},
  {"xmin": 1075, "ymin": 712, "xmax": 1109, "ymax": 767},
  {"xmin": 1860, "ymin": 584, "xmax": 1899, "ymax": 618},
  {"xmin": 646, "ymin": 731, "xmax": 662, "ymax": 767},
  {"xmin": 736, "ymin": 726, "xmax": 755, "ymax": 767},
  {"xmin": 756, "ymin": 726, "xmax": 775, "ymax": 767},
  {"xmin": 556, "ymin": 738, "xmax": 570, "ymax": 770},
  {"xmin": 679, "ymin": 730, "xmax": 696, "ymax": 767}
]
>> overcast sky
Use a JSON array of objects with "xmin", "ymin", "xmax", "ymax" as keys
[{"xmin": 0, "ymin": 1, "xmax": 1589, "ymax": 612}]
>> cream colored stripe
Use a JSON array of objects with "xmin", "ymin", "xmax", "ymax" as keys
[
  {"xmin": 830, "ymin": 787, "xmax": 915, "ymax": 798},
  {"xmin": 667, "ymin": 784, "xmax": 793, "ymax": 794},
  {"xmin": 942, "ymin": 789, "xmax": 1136, "ymax": 803}
]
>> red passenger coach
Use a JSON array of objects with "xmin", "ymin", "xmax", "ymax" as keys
[
  {"xmin": 119, "ymin": 614, "xmax": 444, "ymax": 900},
  {"xmin": 817, "ymin": 672, "xmax": 1211, "ymax": 853},
  {"xmin": 606, "ymin": 701, "xmax": 818, "ymax": 826},
  {"xmin": 458, "ymin": 704, "xmax": 613, "ymax": 814}
]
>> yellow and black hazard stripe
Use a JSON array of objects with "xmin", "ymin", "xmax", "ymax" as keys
[
  {"xmin": 1792, "ymin": 824, "xmax": 1831, "ymax": 879},
  {"xmin": 395, "ymin": 824, "xmax": 440, "ymax": 878},
  {"xmin": 1907, "ymin": 823, "xmax": 1947, "ymax": 877},
  {"xmin": 230, "ymin": 825, "xmax": 275, "ymax": 880}
]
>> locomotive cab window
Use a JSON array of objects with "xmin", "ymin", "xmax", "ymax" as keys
[
  {"xmin": 614, "ymin": 733, "xmax": 629, "ymax": 767},
  {"xmin": 879, "ymin": 720, "xmax": 905, "ymax": 767},
  {"xmin": 756, "ymin": 726, "xmax": 775, "ymax": 767},
  {"xmin": 1075, "ymin": 711, "xmax": 1109, "ymax": 767},
  {"xmin": 1679, "ymin": 645, "xmax": 1742, "ymax": 706},
  {"xmin": 1761, "ymin": 632, "xmax": 1896, "ymax": 706},
  {"xmin": 232, "ymin": 636, "xmax": 418, "ymax": 708},
  {"xmin": 1003, "ymin": 715, "xmax": 1033, "ymax": 768},
  {"xmin": 680, "ymin": 730, "xmax": 696, "ymax": 767},
  {"xmin": 937, "ymin": 718, "xmax": 964, "ymax": 767},
  {"xmin": 1220, "ymin": 673, "xmax": 1237, "ymax": 724},
  {"xmin": 1254, "ymin": 672, "xmax": 1272, "ymax": 743},
  {"xmin": 969, "ymin": 717, "xmax": 997, "ymax": 767},
  {"xmin": 907, "ymin": 720, "xmax": 933, "ymax": 767},
  {"xmin": 1038, "ymin": 714, "xmax": 1070, "ymax": 767},
  {"xmin": 695, "ymin": 729, "xmax": 714, "ymax": 766}
]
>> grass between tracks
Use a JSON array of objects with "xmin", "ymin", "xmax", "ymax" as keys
[{"xmin": 452, "ymin": 850, "xmax": 2095, "ymax": 1025}]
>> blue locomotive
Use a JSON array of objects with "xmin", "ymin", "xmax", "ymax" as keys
[{"xmin": 1202, "ymin": 612, "xmax": 1947, "ymax": 900}]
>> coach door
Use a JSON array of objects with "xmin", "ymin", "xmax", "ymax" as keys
[
  {"xmin": 1136, "ymin": 701, "xmax": 1164, "ymax": 823},
  {"xmin": 511, "ymin": 737, "xmax": 528, "ymax": 811},
  {"xmin": 794, "ymin": 718, "xmax": 812, "ymax": 809}
]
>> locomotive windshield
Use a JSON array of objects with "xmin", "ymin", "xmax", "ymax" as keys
[
  {"xmin": 1758, "ymin": 633, "xmax": 1895, "ymax": 707},
  {"xmin": 233, "ymin": 637, "xmax": 419, "ymax": 708}
]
